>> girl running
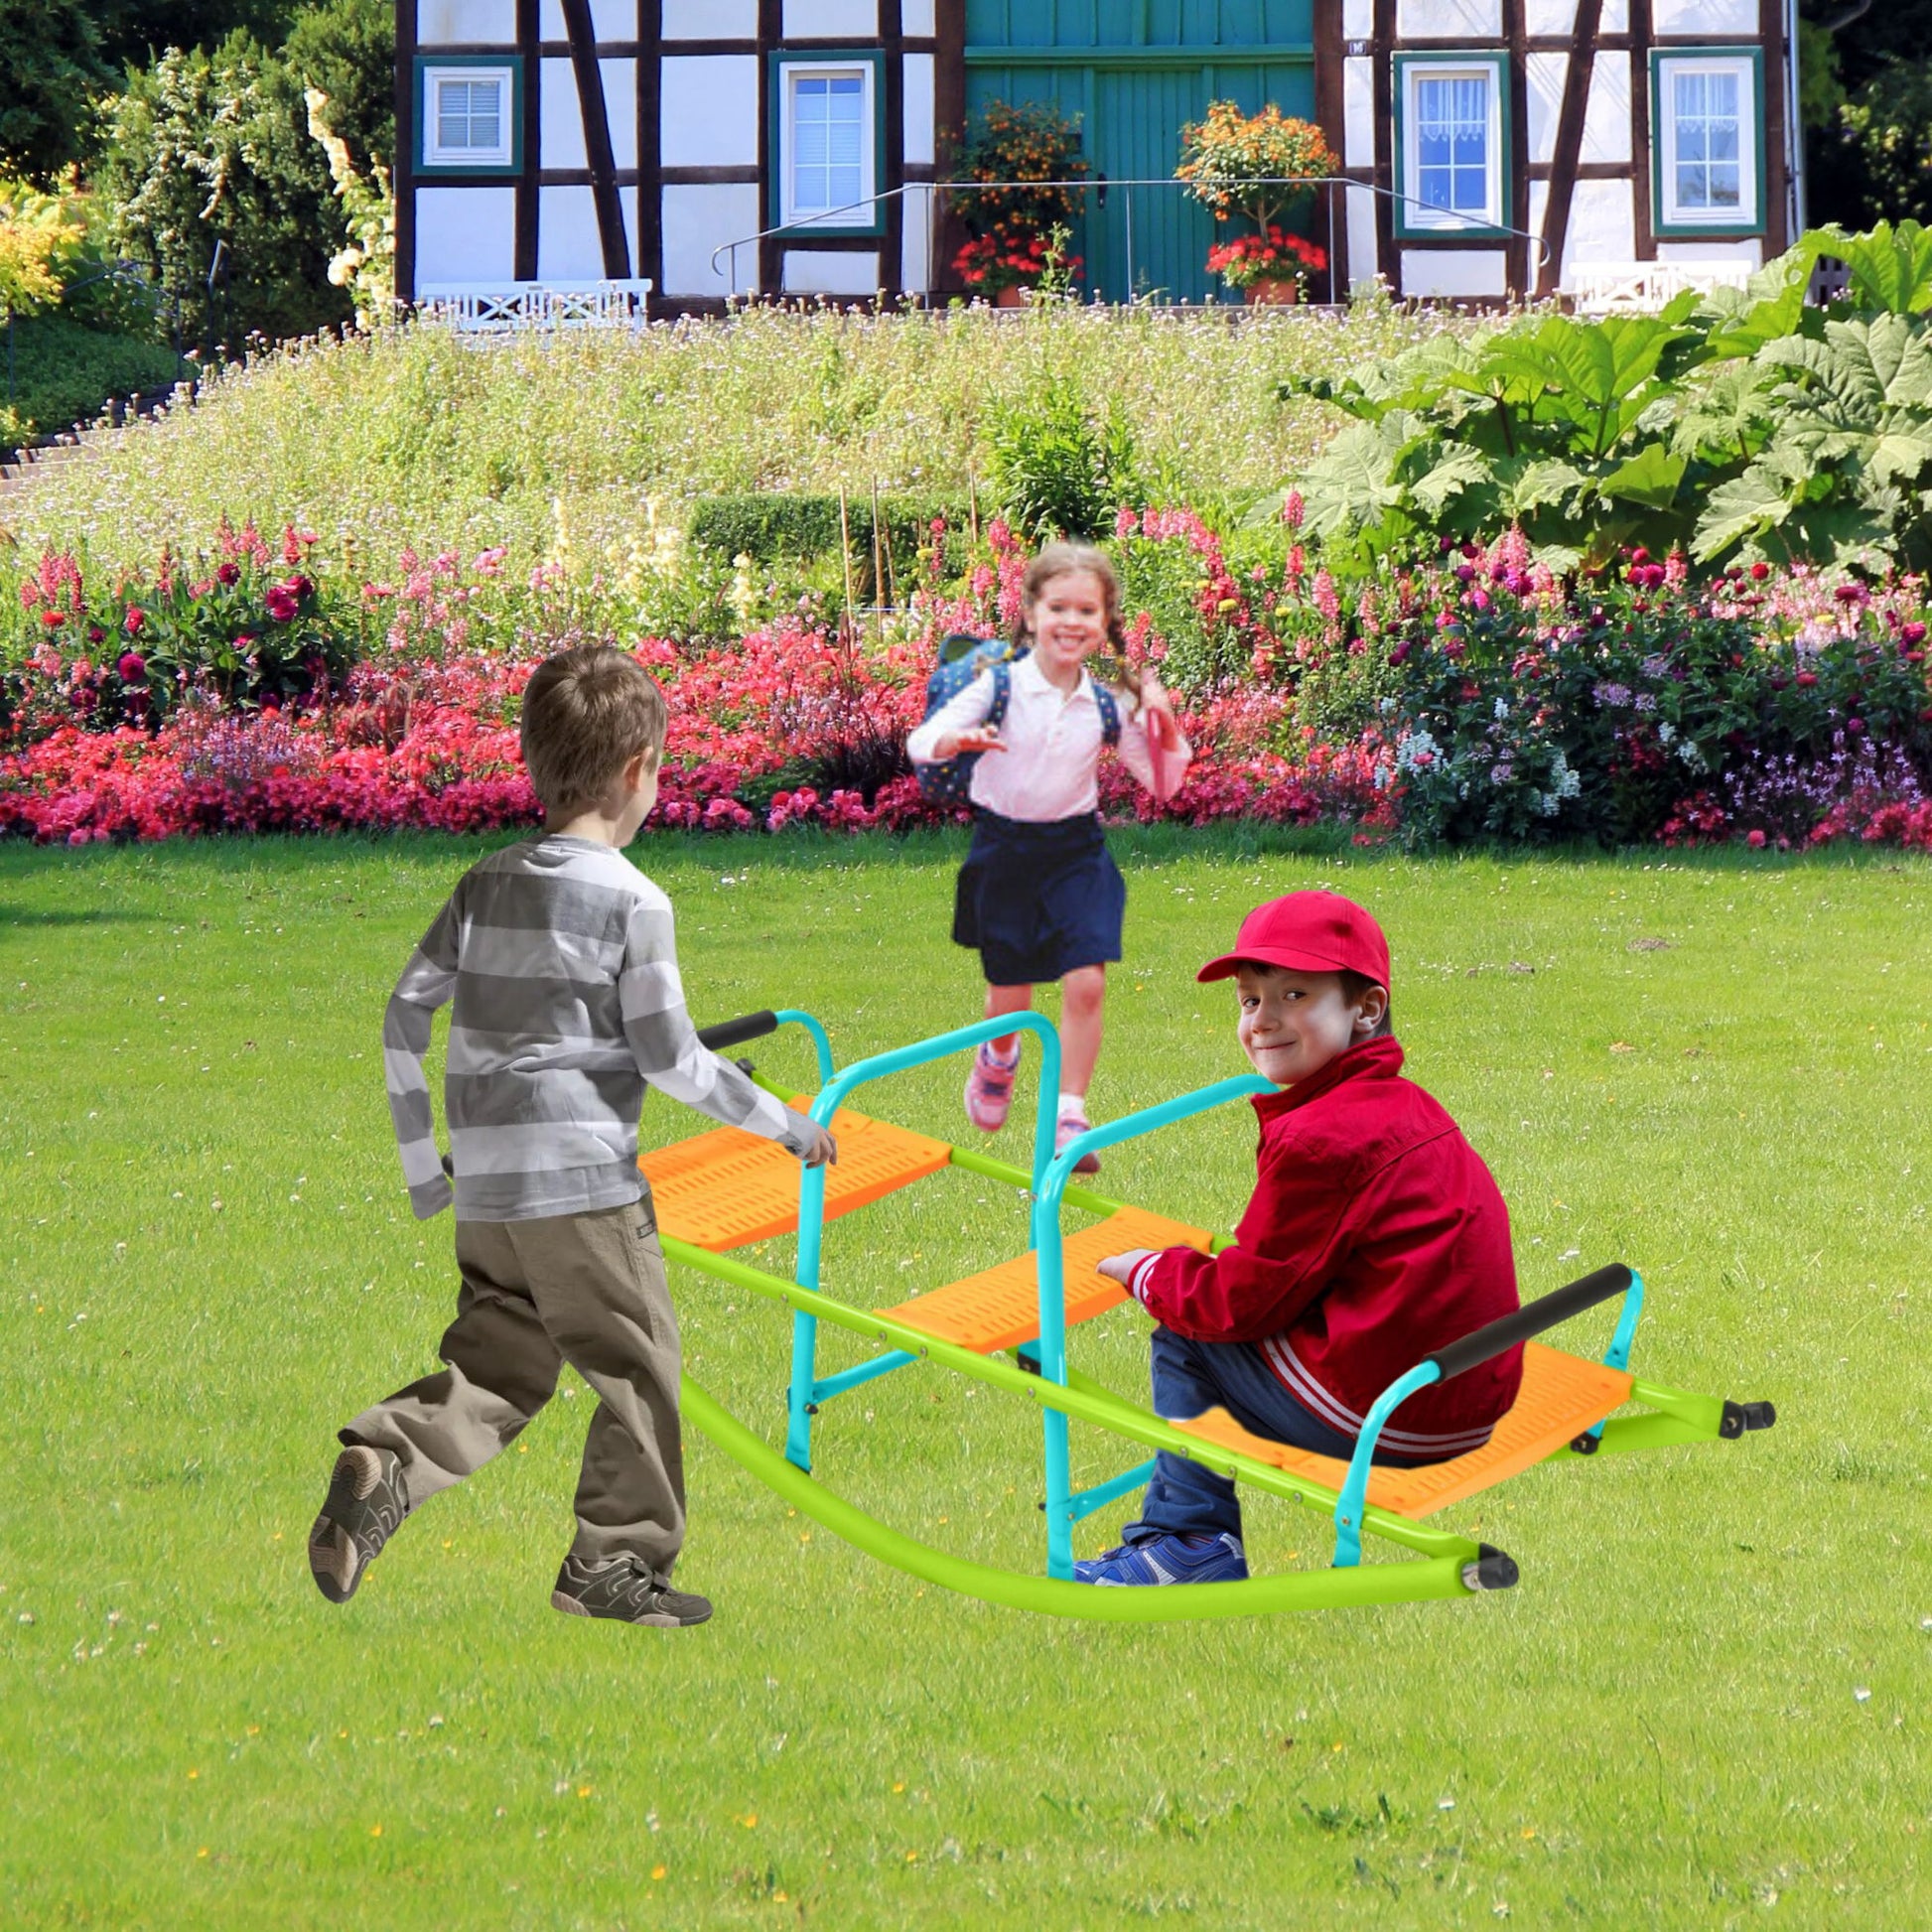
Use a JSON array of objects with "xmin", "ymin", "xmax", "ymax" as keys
[{"xmin": 907, "ymin": 541, "xmax": 1187, "ymax": 1173}]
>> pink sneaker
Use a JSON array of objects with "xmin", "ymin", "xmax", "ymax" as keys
[
  {"xmin": 964, "ymin": 1041, "xmax": 1021, "ymax": 1133},
  {"xmin": 1056, "ymin": 1108, "xmax": 1101, "ymax": 1175}
]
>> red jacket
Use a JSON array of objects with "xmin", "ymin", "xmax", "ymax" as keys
[{"xmin": 1130, "ymin": 1035, "xmax": 1521, "ymax": 1457}]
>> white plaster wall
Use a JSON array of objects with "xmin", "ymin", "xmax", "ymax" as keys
[
  {"xmin": 1582, "ymin": 52, "xmax": 1631, "ymax": 165},
  {"xmin": 783, "ymin": 0, "xmax": 878, "ymax": 36},
  {"xmin": 1658, "ymin": 236, "xmax": 1763, "ymax": 263},
  {"xmin": 1342, "ymin": 0, "xmax": 1373, "ymax": 37},
  {"xmin": 1401, "ymin": 249, "xmax": 1507, "ymax": 297},
  {"xmin": 1528, "ymin": 179, "xmax": 1549, "ymax": 247},
  {"xmin": 1653, "ymin": 0, "xmax": 1755, "ymax": 31},
  {"xmin": 1526, "ymin": 53, "xmax": 1567, "ymax": 167},
  {"xmin": 1343, "ymin": 57, "xmax": 1374, "ymax": 169},
  {"xmin": 783, "ymin": 249, "xmax": 881, "ymax": 295},
  {"xmin": 903, "ymin": 52, "xmax": 935, "ymax": 167},
  {"xmin": 1561, "ymin": 178, "xmax": 1636, "ymax": 281},
  {"xmin": 541, "ymin": 59, "xmax": 583, "ymax": 170},
  {"xmin": 543, "ymin": 59, "xmax": 638, "ymax": 171},
  {"xmin": 418, "ymin": 0, "xmax": 516, "ymax": 46},
  {"xmin": 900, "ymin": 184, "xmax": 933, "ymax": 292},
  {"xmin": 1397, "ymin": 0, "xmax": 1501, "ymax": 37},
  {"xmin": 1345, "ymin": 182, "xmax": 1380, "ymax": 294},
  {"xmin": 538, "ymin": 0, "xmax": 634, "ymax": 40},
  {"xmin": 415, "ymin": 186, "xmax": 516, "ymax": 285},
  {"xmin": 1601, "ymin": 0, "xmax": 1628, "ymax": 27},
  {"xmin": 660, "ymin": 56, "xmax": 759, "ymax": 167},
  {"xmin": 663, "ymin": 0, "xmax": 755, "ymax": 34},
  {"xmin": 1525, "ymin": 0, "xmax": 1577, "ymax": 32},
  {"xmin": 902, "ymin": 0, "xmax": 936, "ymax": 34},
  {"xmin": 662, "ymin": 182, "xmax": 761, "ymax": 295},
  {"xmin": 536, "ymin": 183, "xmax": 639, "ymax": 279}
]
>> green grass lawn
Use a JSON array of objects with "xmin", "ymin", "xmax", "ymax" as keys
[{"xmin": 3, "ymin": 831, "xmax": 1928, "ymax": 1929}]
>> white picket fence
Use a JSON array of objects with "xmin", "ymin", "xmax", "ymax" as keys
[{"xmin": 415, "ymin": 280, "xmax": 654, "ymax": 333}]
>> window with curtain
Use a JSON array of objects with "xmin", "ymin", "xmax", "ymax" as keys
[
  {"xmin": 1655, "ymin": 55, "xmax": 1758, "ymax": 228},
  {"xmin": 1397, "ymin": 58, "xmax": 1505, "ymax": 234}
]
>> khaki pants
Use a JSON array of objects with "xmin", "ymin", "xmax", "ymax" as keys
[{"xmin": 343, "ymin": 1195, "xmax": 685, "ymax": 1576}]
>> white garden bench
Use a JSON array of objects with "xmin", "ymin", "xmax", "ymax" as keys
[
  {"xmin": 1567, "ymin": 261, "xmax": 1753, "ymax": 315},
  {"xmin": 415, "ymin": 280, "xmax": 654, "ymax": 333}
]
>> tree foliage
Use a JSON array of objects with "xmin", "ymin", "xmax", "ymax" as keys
[
  {"xmin": 0, "ymin": 0, "xmax": 111, "ymax": 184},
  {"xmin": 93, "ymin": 34, "xmax": 355, "ymax": 348}
]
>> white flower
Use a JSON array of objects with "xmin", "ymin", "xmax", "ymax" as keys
[
  {"xmin": 1493, "ymin": 697, "xmax": 1508, "ymax": 720},
  {"xmin": 1657, "ymin": 721, "xmax": 1676, "ymax": 746}
]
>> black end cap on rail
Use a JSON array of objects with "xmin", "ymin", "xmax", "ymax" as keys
[
  {"xmin": 696, "ymin": 1010, "xmax": 779, "ymax": 1051},
  {"xmin": 1459, "ymin": 1544, "xmax": 1520, "ymax": 1592},
  {"xmin": 1720, "ymin": 1399, "xmax": 1777, "ymax": 1439},
  {"xmin": 1426, "ymin": 1263, "xmax": 1634, "ymax": 1383}
]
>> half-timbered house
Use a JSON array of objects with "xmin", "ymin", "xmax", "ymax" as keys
[{"xmin": 396, "ymin": 1, "xmax": 1804, "ymax": 315}]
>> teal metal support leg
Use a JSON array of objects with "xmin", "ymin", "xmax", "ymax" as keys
[
  {"xmin": 1581, "ymin": 1269, "xmax": 1645, "ymax": 1447},
  {"xmin": 784, "ymin": 1160, "xmax": 831, "ymax": 1471},
  {"xmin": 1332, "ymin": 1362, "xmax": 1443, "ymax": 1568}
]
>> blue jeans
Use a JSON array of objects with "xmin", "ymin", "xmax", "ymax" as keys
[{"xmin": 1122, "ymin": 1325, "xmax": 1433, "ymax": 1546}]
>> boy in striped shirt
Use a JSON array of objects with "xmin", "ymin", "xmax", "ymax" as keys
[{"xmin": 309, "ymin": 647, "xmax": 834, "ymax": 1626}]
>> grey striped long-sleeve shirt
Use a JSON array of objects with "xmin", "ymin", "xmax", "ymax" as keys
[{"xmin": 385, "ymin": 834, "xmax": 814, "ymax": 1221}]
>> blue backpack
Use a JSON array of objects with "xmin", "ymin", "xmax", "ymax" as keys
[{"xmin": 916, "ymin": 632, "xmax": 1121, "ymax": 807}]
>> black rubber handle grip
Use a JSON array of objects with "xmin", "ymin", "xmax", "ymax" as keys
[
  {"xmin": 696, "ymin": 1010, "xmax": 779, "ymax": 1051},
  {"xmin": 1426, "ymin": 1263, "xmax": 1633, "ymax": 1382}
]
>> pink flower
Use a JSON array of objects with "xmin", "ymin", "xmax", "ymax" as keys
[
  {"xmin": 1746, "ymin": 829, "xmax": 1766, "ymax": 848},
  {"xmin": 118, "ymin": 652, "xmax": 147, "ymax": 682},
  {"xmin": 124, "ymin": 608, "xmax": 146, "ymax": 635}
]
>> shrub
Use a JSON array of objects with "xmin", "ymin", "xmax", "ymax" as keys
[
  {"xmin": 93, "ymin": 35, "xmax": 354, "ymax": 348},
  {"xmin": 984, "ymin": 375, "xmax": 1137, "ymax": 542},
  {"xmin": 0, "ymin": 311, "xmax": 180, "ymax": 442}
]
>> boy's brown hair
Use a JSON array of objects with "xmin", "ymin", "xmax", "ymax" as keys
[{"xmin": 519, "ymin": 646, "xmax": 667, "ymax": 815}]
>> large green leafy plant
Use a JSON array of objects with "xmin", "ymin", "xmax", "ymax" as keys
[{"xmin": 1273, "ymin": 222, "xmax": 1932, "ymax": 577}]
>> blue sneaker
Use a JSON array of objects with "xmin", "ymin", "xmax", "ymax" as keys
[{"xmin": 1073, "ymin": 1532, "xmax": 1248, "ymax": 1587}]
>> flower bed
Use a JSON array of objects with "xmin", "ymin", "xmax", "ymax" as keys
[{"xmin": 5, "ymin": 510, "xmax": 1931, "ymax": 852}]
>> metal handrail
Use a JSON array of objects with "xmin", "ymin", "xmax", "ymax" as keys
[{"xmin": 710, "ymin": 173, "xmax": 1552, "ymax": 301}]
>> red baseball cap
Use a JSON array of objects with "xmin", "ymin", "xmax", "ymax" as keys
[{"xmin": 1196, "ymin": 891, "xmax": 1391, "ymax": 988}]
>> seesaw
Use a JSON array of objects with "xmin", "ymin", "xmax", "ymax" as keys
[{"xmin": 643, "ymin": 1009, "xmax": 1776, "ymax": 1621}]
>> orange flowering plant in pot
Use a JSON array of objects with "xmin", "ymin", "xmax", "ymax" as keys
[
  {"xmin": 949, "ymin": 99, "xmax": 1087, "ymax": 298},
  {"xmin": 1176, "ymin": 101, "xmax": 1339, "ymax": 297}
]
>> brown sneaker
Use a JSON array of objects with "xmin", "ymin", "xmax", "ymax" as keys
[
  {"xmin": 551, "ymin": 1554, "xmax": 713, "ymax": 1627},
  {"xmin": 309, "ymin": 1445, "xmax": 410, "ymax": 1603}
]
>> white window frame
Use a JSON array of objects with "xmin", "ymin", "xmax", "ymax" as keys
[
  {"xmin": 421, "ymin": 64, "xmax": 516, "ymax": 172},
  {"xmin": 777, "ymin": 59, "xmax": 877, "ymax": 231},
  {"xmin": 1396, "ymin": 56, "xmax": 1507, "ymax": 237},
  {"xmin": 1654, "ymin": 53, "xmax": 1759, "ymax": 231}
]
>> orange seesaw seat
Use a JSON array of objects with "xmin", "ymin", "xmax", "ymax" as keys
[
  {"xmin": 1171, "ymin": 1341, "xmax": 1634, "ymax": 1519},
  {"xmin": 638, "ymin": 1105, "xmax": 951, "ymax": 1251},
  {"xmin": 879, "ymin": 1205, "xmax": 1215, "ymax": 1355}
]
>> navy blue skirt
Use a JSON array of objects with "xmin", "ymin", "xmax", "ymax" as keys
[{"xmin": 952, "ymin": 811, "xmax": 1126, "ymax": 987}]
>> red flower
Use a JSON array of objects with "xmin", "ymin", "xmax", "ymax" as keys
[
  {"xmin": 118, "ymin": 652, "xmax": 147, "ymax": 682},
  {"xmin": 41, "ymin": 610, "xmax": 65, "ymax": 629},
  {"xmin": 216, "ymin": 563, "xmax": 240, "ymax": 587},
  {"xmin": 124, "ymin": 608, "xmax": 146, "ymax": 635}
]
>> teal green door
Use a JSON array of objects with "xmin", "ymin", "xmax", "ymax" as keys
[{"xmin": 964, "ymin": 2, "xmax": 1318, "ymax": 303}]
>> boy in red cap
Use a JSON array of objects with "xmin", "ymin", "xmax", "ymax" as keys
[{"xmin": 1074, "ymin": 891, "xmax": 1522, "ymax": 1587}]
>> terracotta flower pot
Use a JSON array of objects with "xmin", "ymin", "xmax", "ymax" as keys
[
  {"xmin": 994, "ymin": 284, "xmax": 1029, "ymax": 309},
  {"xmin": 1243, "ymin": 277, "xmax": 1302, "ymax": 306}
]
